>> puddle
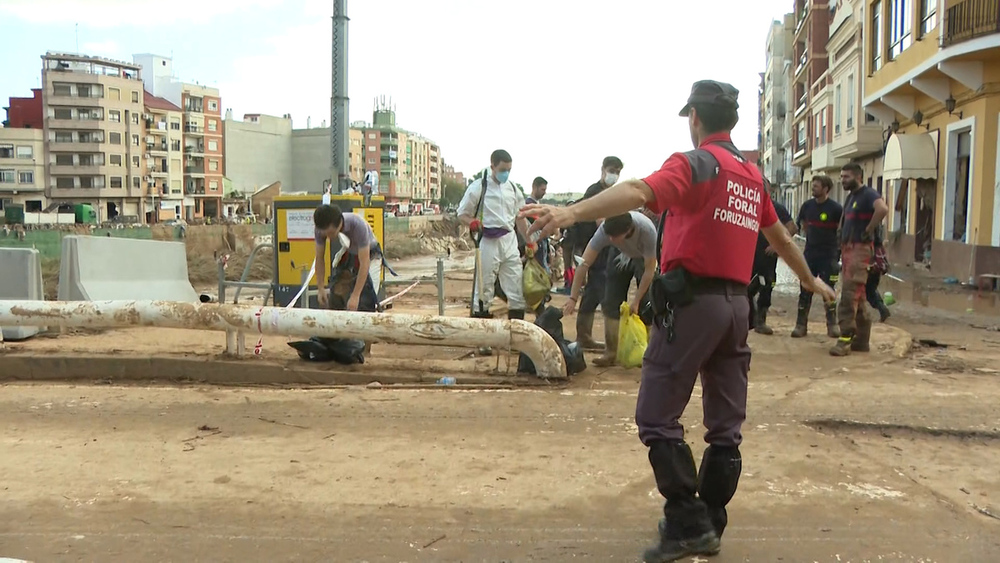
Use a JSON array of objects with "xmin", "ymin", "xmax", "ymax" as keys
[{"xmin": 775, "ymin": 261, "xmax": 1000, "ymax": 317}]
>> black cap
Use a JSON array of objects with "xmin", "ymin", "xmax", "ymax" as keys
[{"xmin": 679, "ymin": 80, "xmax": 740, "ymax": 117}]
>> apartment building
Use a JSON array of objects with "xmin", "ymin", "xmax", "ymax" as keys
[
  {"xmin": 223, "ymin": 112, "xmax": 293, "ymax": 195},
  {"xmin": 41, "ymin": 53, "xmax": 147, "ymax": 223},
  {"xmin": 134, "ymin": 53, "xmax": 224, "ymax": 220},
  {"xmin": 441, "ymin": 160, "xmax": 466, "ymax": 187},
  {"xmin": 790, "ymin": 0, "xmax": 833, "ymax": 206},
  {"xmin": 760, "ymin": 16, "xmax": 795, "ymax": 187},
  {"xmin": 3, "ymin": 89, "xmax": 44, "ymax": 129},
  {"xmin": 860, "ymin": 0, "xmax": 1000, "ymax": 279},
  {"xmin": 0, "ymin": 127, "xmax": 46, "ymax": 211},
  {"xmin": 143, "ymin": 92, "xmax": 184, "ymax": 222}
]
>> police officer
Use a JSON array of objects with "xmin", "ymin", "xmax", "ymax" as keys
[
  {"xmin": 747, "ymin": 180, "xmax": 797, "ymax": 334},
  {"xmin": 831, "ymin": 163, "xmax": 889, "ymax": 356},
  {"xmin": 522, "ymin": 80, "xmax": 835, "ymax": 562},
  {"xmin": 573, "ymin": 156, "xmax": 625, "ymax": 350},
  {"xmin": 792, "ymin": 174, "xmax": 844, "ymax": 338}
]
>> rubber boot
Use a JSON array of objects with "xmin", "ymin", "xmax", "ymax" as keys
[
  {"xmin": 592, "ymin": 317, "xmax": 619, "ymax": 367},
  {"xmin": 754, "ymin": 307, "xmax": 774, "ymax": 335},
  {"xmin": 644, "ymin": 441, "xmax": 720, "ymax": 562},
  {"xmin": 825, "ymin": 303, "xmax": 841, "ymax": 338},
  {"xmin": 830, "ymin": 335, "xmax": 853, "ymax": 356},
  {"xmin": 790, "ymin": 296, "xmax": 811, "ymax": 338},
  {"xmin": 851, "ymin": 315, "xmax": 871, "ymax": 352},
  {"xmin": 576, "ymin": 312, "xmax": 603, "ymax": 351}
]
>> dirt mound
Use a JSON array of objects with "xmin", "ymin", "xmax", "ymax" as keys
[{"xmin": 384, "ymin": 217, "xmax": 473, "ymax": 260}]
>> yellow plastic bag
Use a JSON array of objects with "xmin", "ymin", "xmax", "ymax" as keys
[
  {"xmin": 616, "ymin": 302, "xmax": 648, "ymax": 368},
  {"xmin": 523, "ymin": 258, "xmax": 552, "ymax": 311}
]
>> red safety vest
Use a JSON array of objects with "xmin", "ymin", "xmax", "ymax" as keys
[{"xmin": 659, "ymin": 143, "xmax": 772, "ymax": 285}]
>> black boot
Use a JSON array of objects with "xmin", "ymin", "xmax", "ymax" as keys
[
  {"xmin": 876, "ymin": 302, "xmax": 891, "ymax": 322},
  {"xmin": 698, "ymin": 445, "xmax": 742, "ymax": 539},
  {"xmin": 825, "ymin": 302, "xmax": 841, "ymax": 338},
  {"xmin": 644, "ymin": 441, "xmax": 720, "ymax": 562},
  {"xmin": 754, "ymin": 307, "xmax": 773, "ymax": 335},
  {"xmin": 790, "ymin": 294, "xmax": 811, "ymax": 338}
]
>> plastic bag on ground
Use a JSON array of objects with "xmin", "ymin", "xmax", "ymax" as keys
[
  {"xmin": 616, "ymin": 302, "xmax": 648, "ymax": 369},
  {"xmin": 288, "ymin": 337, "xmax": 366, "ymax": 364}
]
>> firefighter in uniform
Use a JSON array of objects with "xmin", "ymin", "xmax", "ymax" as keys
[
  {"xmin": 792, "ymin": 174, "xmax": 844, "ymax": 338},
  {"xmin": 522, "ymin": 80, "xmax": 835, "ymax": 562},
  {"xmin": 831, "ymin": 162, "xmax": 889, "ymax": 356}
]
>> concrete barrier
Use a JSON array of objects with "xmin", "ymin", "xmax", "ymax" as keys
[
  {"xmin": 0, "ymin": 248, "xmax": 45, "ymax": 340},
  {"xmin": 57, "ymin": 235, "xmax": 198, "ymax": 302}
]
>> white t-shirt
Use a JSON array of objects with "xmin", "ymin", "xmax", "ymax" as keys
[{"xmin": 457, "ymin": 173, "xmax": 525, "ymax": 230}]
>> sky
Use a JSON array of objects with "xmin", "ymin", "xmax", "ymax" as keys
[{"xmin": 0, "ymin": 0, "xmax": 794, "ymax": 194}]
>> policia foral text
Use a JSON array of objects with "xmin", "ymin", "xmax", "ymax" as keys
[{"xmin": 522, "ymin": 80, "xmax": 836, "ymax": 563}]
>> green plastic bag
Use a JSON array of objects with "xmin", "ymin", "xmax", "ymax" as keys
[
  {"xmin": 523, "ymin": 258, "xmax": 552, "ymax": 312},
  {"xmin": 616, "ymin": 302, "xmax": 648, "ymax": 368}
]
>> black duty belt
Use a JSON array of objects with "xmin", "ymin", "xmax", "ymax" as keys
[{"xmin": 690, "ymin": 277, "xmax": 747, "ymax": 295}]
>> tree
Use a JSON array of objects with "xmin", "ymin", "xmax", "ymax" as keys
[{"xmin": 441, "ymin": 178, "xmax": 467, "ymax": 207}]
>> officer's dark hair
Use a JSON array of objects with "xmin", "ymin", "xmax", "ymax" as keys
[
  {"xmin": 603, "ymin": 213, "xmax": 634, "ymax": 237},
  {"xmin": 692, "ymin": 103, "xmax": 739, "ymax": 134},
  {"xmin": 314, "ymin": 204, "xmax": 343, "ymax": 230},
  {"xmin": 490, "ymin": 149, "xmax": 512, "ymax": 166},
  {"xmin": 602, "ymin": 156, "xmax": 624, "ymax": 170},
  {"xmin": 532, "ymin": 176, "xmax": 548, "ymax": 188},
  {"xmin": 812, "ymin": 175, "xmax": 834, "ymax": 191},
  {"xmin": 841, "ymin": 162, "xmax": 863, "ymax": 178}
]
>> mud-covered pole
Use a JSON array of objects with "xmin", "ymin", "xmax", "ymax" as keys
[{"xmin": 331, "ymin": 0, "xmax": 350, "ymax": 193}]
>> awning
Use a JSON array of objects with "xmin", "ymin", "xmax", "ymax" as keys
[{"xmin": 883, "ymin": 133, "xmax": 938, "ymax": 180}]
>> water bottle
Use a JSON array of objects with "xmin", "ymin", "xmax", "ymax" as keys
[{"xmin": 437, "ymin": 377, "xmax": 456, "ymax": 386}]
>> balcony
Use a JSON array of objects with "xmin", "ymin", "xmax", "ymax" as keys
[
  {"xmin": 49, "ymin": 164, "xmax": 101, "ymax": 175},
  {"xmin": 147, "ymin": 142, "xmax": 168, "ymax": 155},
  {"xmin": 184, "ymin": 124, "xmax": 204, "ymax": 134},
  {"xmin": 183, "ymin": 144, "xmax": 205, "ymax": 155},
  {"xmin": 185, "ymin": 163, "xmax": 205, "ymax": 175},
  {"xmin": 943, "ymin": 0, "xmax": 1000, "ymax": 47},
  {"xmin": 150, "ymin": 166, "xmax": 169, "ymax": 177},
  {"xmin": 148, "ymin": 121, "xmax": 168, "ymax": 135},
  {"xmin": 795, "ymin": 51, "xmax": 808, "ymax": 77},
  {"xmin": 185, "ymin": 181, "xmax": 206, "ymax": 195}
]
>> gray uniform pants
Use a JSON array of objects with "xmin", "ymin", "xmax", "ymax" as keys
[{"xmin": 635, "ymin": 284, "xmax": 751, "ymax": 448}]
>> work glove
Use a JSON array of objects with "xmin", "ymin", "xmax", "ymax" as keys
[
  {"xmin": 614, "ymin": 252, "xmax": 633, "ymax": 272},
  {"xmin": 469, "ymin": 219, "xmax": 482, "ymax": 233}
]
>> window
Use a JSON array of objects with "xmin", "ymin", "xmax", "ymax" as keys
[
  {"xmin": 209, "ymin": 159, "xmax": 219, "ymax": 171},
  {"xmin": 109, "ymin": 154, "xmax": 123, "ymax": 166},
  {"xmin": 14, "ymin": 146, "xmax": 32, "ymax": 159},
  {"xmin": 0, "ymin": 169, "xmax": 14, "ymax": 183},
  {"xmin": 56, "ymin": 154, "xmax": 74, "ymax": 165},
  {"xmin": 208, "ymin": 100, "xmax": 218, "ymax": 111},
  {"xmin": 133, "ymin": 176, "xmax": 141, "ymax": 189},
  {"xmin": 132, "ymin": 91, "xmax": 139, "ymax": 103},
  {"xmin": 109, "ymin": 132, "xmax": 122, "ymax": 145},
  {"xmin": 78, "ymin": 85, "xmax": 92, "ymax": 98},
  {"xmin": 872, "ymin": 1, "xmax": 883, "ymax": 72},
  {"xmin": 170, "ymin": 120, "xmax": 181, "ymax": 130},
  {"xmin": 847, "ymin": 74, "xmax": 855, "ymax": 129},
  {"xmin": 54, "ymin": 132, "xmax": 73, "ymax": 143},
  {"xmin": 888, "ymin": 0, "xmax": 911, "ymax": 60},
  {"xmin": 110, "ymin": 176, "xmax": 123, "ymax": 188},
  {"xmin": 56, "ymin": 177, "xmax": 75, "ymax": 189},
  {"xmin": 109, "ymin": 110, "xmax": 121, "ymax": 123},
  {"xmin": 81, "ymin": 176, "xmax": 105, "ymax": 189},
  {"xmin": 109, "ymin": 87, "xmax": 121, "ymax": 101},
  {"xmin": 796, "ymin": 121, "xmax": 806, "ymax": 150},
  {"xmin": 132, "ymin": 113, "xmax": 139, "ymax": 125},
  {"xmin": 208, "ymin": 120, "xmax": 217, "ymax": 132},
  {"xmin": 920, "ymin": 0, "xmax": 936, "ymax": 37},
  {"xmin": 0, "ymin": 144, "xmax": 12, "ymax": 158},
  {"xmin": 820, "ymin": 111, "xmax": 827, "ymax": 143},
  {"xmin": 171, "ymin": 140, "xmax": 181, "ymax": 151},
  {"xmin": 53, "ymin": 83, "xmax": 72, "ymax": 96},
  {"xmin": 132, "ymin": 134, "xmax": 139, "ymax": 146},
  {"xmin": 368, "ymin": 146, "xmax": 376, "ymax": 152},
  {"xmin": 814, "ymin": 115, "xmax": 821, "ymax": 146},
  {"xmin": 18, "ymin": 171, "xmax": 34, "ymax": 184},
  {"xmin": 209, "ymin": 180, "xmax": 219, "ymax": 191},
  {"xmin": 368, "ymin": 133, "xmax": 376, "ymax": 139},
  {"xmin": 208, "ymin": 140, "xmax": 218, "ymax": 151},
  {"xmin": 834, "ymin": 85, "xmax": 842, "ymax": 135},
  {"xmin": 54, "ymin": 108, "xmax": 72, "ymax": 119}
]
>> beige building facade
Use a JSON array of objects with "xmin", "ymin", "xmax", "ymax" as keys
[
  {"xmin": 143, "ymin": 92, "xmax": 184, "ymax": 222},
  {"xmin": 42, "ymin": 52, "xmax": 147, "ymax": 222},
  {"xmin": 0, "ymin": 127, "xmax": 46, "ymax": 211}
]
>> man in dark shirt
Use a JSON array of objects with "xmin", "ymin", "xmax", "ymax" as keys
[
  {"xmin": 748, "ymin": 180, "xmax": 797, "ymax": 334},
  {"xmin": 792, "ymin": 175, "xmax": 844, "ymax": 338},
  {"xmin": 831, "ymin": 162, "xmax": 889, "ymax": 356},
  {"xmin": 573, "ymin": 156, "xmax": 624, "ymax": 350}
]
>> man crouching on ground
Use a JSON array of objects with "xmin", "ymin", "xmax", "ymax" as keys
[{"xmin": 314, "ymin": 204, "xmax": 379, "ymax": 314}]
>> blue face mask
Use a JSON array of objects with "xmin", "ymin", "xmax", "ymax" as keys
[{"xmin": 495, "ymin": 170, "xmax": 510, "ymax": 184}]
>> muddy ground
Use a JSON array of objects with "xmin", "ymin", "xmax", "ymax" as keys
[{"xmin": 1, "ymin": 252, "xmax": 999, "ymax": 562}]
